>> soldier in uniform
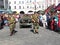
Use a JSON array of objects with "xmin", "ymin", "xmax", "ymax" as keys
[
  {"xmin": 31, "ymin": 12, "xmax": 39, "ymax": 34},
  {"xmin": 8, "ymin": 14, "xmax": 17, "ymax": 36}
]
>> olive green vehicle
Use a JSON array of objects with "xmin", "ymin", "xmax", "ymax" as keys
[{"xmin": 19, "ymin": 14, "xmax": 33, "ymax": 28}]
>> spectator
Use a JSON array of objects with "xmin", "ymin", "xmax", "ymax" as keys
[
  {"xmin": 46, "ymin": 12, "xmax": 51, "ymax": 29},
  {"xmin": 42, "ymin": 13, "xmax": 47, "ymax": 28},
  {"xmin": 39, "ymin": 13, "xmax": 43, "ymax": 26},
  {"xmin": 57, "ymin": 12, "xmax": 60, "ymax": 31},
  {"xmin": 0, "ymin": 14, "xmax": 4, "ymax": 29}
]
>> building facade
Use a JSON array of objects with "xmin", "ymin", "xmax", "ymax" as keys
[
  {"xmin": 9, "ymin": 0, "xmax": 46, "ymax": 13},
  {"xmin": 0, "ymin": 0, "xmax": 4, "ymax": 9},
  {"xmin": 8, "ymin": 0, "xmax": 60, "ymax": 13},
  {"xmin": 45, "ymin": 0, "xmax": 60, "ymax": 7},
  {"xmin": 4, "ymin": 0, "xmax": 8, "ymax": 10},
  {"xmin": 0, "ymin": 0, "xmax": 8, "ymax": 10}
]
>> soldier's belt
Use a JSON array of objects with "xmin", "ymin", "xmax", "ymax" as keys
[{"xmin": 10, "ymin": 21, "xmax": 16, "ymax": 24}]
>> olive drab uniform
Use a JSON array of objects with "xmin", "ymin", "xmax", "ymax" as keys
[
  {"xmin": 31, "ymin": 13, "xmax": 39, "ymax": 34},
  {"xmin": 8, "ymin": 15, "xmax": 17, "ymax": 36},
  {"xmin": 9, "ymin": 15, "xmax": 15, "ymax": 31}
]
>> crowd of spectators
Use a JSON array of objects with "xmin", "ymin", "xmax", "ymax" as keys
[{"xmin": 39, "ymin": 11, "xmax": 60, "ymax": 32}]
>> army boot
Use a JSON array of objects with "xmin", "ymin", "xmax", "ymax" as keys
[
  {"xmin": 13, "ymin": 30, "xmax": 17, "ymax": 34},
  {"xmin": 35, "ymin": 30, "xmax": 39, "ymax": 34},
  {"xmin": 10, "ymin": 31, "xmax": 14, "ymax": 36},
  {"xmin": 34, "ymin": 29, "xmax": 36, "ymax": 34}
]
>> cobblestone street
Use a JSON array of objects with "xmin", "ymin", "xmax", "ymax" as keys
[{"xmin": 0, "ymin": 23, "xmax": 60, "ymax": 45}]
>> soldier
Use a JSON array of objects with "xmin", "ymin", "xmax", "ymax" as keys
[
  {"xmin": 31, "ymin": 12, "xmax": 39, "ymax": 34},
  {"xmin": 8, "ymin": 14, "xmax": 17, "ymax": 36}
]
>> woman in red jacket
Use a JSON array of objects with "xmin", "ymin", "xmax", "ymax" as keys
[
  {"xmin": 51, "ymin": 17, "xmax": 55, "ymax": 30},
  {"xmin": 58, "ymin": 13, "xmax": 60, "ymax": 29}
]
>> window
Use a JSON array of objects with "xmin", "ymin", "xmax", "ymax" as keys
[
  {"xmin": 30, "ymin": 7, "xmax": 31, "ymax": 8},
  {"xmin": 19, "ymin": 1, "xmax": 21, "ymax": 4},
  {"xmin": 39, "ymin": 6, "xmax": 41, "ymax": 8},
  {"xmin": 9, "ymin": 6, "xmax": 11, "ymax": 9},
  {"xmin": 9, "ymin": 2, "xmax": 11, "ymax": 4},
  {"xmin": 34, "ymin": 0, "xmax": 36, "ymax": 2},
  {"xmin": 30, "ymin": 0, "xmax": 31, "ymax": 2},
  {"xmin": 42, "ymin": 5, "xmax": 44, "ymax": 8},
  {"xmin": 27, "ymin": 6, "xmax": 29, "ymax": 8},
  {"xmin": 23, "ymin": 6, "xmax": 24, "ymax": 9},
  {"xmin": 22, "ymin": 1, "xmax": 24, "ymax": 4},
  {"xmin": 14, "ymin": 6, "xmax": 16, "ymax": 9},
  {"xmin": 19, "ymin": 6, "xmax": 21, "ymax": 9},
  {"xmin": 27, "ymin": 1, "xmax": 28, "ymax": 3},
  {"xmin": 14, "ymin": 1, "xmax": 16, "ymax": 4},
  {"xmin": 0, "ymin": 0, "xmax": 3, "ymax": 1},
  {"xmin": 0, "ymin": 6, "xmax": 4, "ymax": 9}
]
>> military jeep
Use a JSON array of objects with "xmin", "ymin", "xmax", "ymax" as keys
[{"xmin": 19, "ymin": 14, "xmax": 33, "ymax": 28}]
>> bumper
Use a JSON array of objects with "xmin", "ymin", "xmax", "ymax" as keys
[{"xmin": 20, "ymin": 23, "xmax": 33, "ymax": 26}]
